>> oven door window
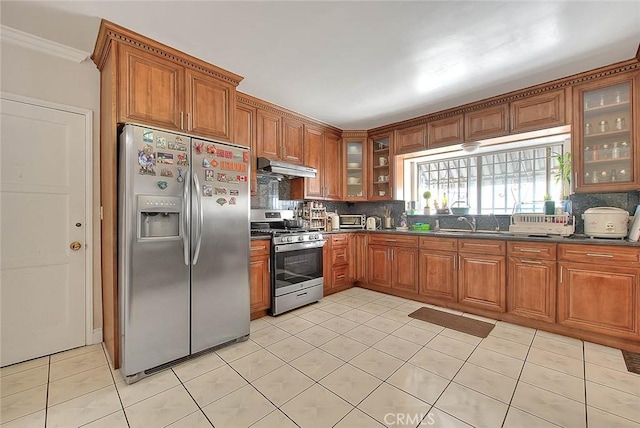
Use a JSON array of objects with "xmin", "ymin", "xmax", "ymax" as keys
[{"xmin": 274, "ymin": 247, "xmax": 323, "ymax": 289}]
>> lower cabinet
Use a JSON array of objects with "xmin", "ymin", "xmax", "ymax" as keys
[
  {"xmin": 367, "ymin": 234, "xmax": 418, "ymax": 292},
  {"xmin": 250, "ymin": 240, "xmax": 271, "ymax": 314},
  {"xmin": 350, "ymin": 233, "xmax": 368, "ymax": 283},
  {"xmin": 418, "ymin": 237, "xmax": 458, "ymax": 302},
  {"xmin": 324, "ymin": 233, "xmax": 352, "ymax": 294},
  {"xmin": 367, "ymin": 245, "xmax": 392, "ymax": 288},
  {"xmin": 557, "ymin": 244, "xmax": 640, "ymax": 339},
  {"xmin": 507, "ymin": 241, "xmax": 557, "ymax": 323},
  {"xmin": 458, "ymin": 239, "xmax": 506, "ymax": 312}
]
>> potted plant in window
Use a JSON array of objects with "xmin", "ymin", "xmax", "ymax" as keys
[
  {"xmin": 423, "ymin": 191, "xmax": 432, "ymax": 215},
  {"xmin": 553, "ymin": 151, "xmax": 572, "ymax": 213}
]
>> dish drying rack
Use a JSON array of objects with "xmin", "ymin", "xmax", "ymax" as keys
[{"xmin": 509, "ymin": 213, "xmax": 575, "ymax": 237}]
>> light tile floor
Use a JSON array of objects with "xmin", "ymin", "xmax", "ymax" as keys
[{"xmin": 2, "ymin": 287, "xmax": 640, "ymax": 427}]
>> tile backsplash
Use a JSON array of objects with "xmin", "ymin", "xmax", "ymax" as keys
[{"xmin": 251, "ymin": 177, "xmax": 639, "ymax": 234}]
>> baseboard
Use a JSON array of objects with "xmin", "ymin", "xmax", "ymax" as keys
[{"xmin": 92, "ymin": 328, "xmax": 103, "ymax": 344}]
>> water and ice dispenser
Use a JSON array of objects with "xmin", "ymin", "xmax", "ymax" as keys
[{"xmin": 137, "ymin": 195, "xmax": 181, "ymax": 240}]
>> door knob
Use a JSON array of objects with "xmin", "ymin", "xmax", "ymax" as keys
[{"xmin": 70, "ymin": 241, "xmax": 82, "ymax": 251}]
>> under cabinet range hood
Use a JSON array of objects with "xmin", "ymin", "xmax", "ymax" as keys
[{"xmin": 256, "ymin": 157, "xmax": 317, "ymax": 179}]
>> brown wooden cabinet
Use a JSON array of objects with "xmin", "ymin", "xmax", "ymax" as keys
[
  {"xmin": 350, "ymin": 233, "xmax": 368, "ymax": 283},
  {"xmin": 367, "ymin": 234, "xmax": 418, "ymax": 292},
  {"xmin": 418, "ymin": 237, "xmax": 458, "ymax": 302},
  {"xmin": 119, "ymin": 43, "xmax": 184, "ymax": 132},
  {"xmin": 256, "ymin": 109, "xmax": 282, "ymax": 160},
  {"xmin": 250, "ymin": 240, "xmax": 271, "ymax": 315},
  {"xmin": 558, "ymin": 244, "xmax": 640, "ymax": 339},
  {"xmin": 256, "ymin": 110, "xmax": 305, "ymax": 165},
  {"xmin": 235, "ymin": 102, "xmax": 257, "ymax": 195},
  {"xmin": 465, "ymin": 104, "xmax": 509, "ymax": 141},
  {"xmin": 282, "ymin": 118, "xmax": 305, "ymax": 165},
  {"xmin": 458, "ymin": 239, "xmax": 506, "ymax": 312},
  {"xmin": 572, "ymin": 71, "xmax": 639, "ymax": 192},
  {"xmin": 369, "ymin": 133, "xmax": 394, "ymax": 201},
  {"xmin": 427, "ymin": 114, "xmax": 464, "ymax": 148},
  {"xmin": 507, "ymin": 241, "xmax": 557, "ymax": 323},
  {"xmin": 324, "ymin": 233, "xmax": 352, "ymax": 294},
  {"xmin": 395, "ymin": 123, "xmax": 427, "ymax": 154},
  {"xmin": 119, "ymin": 44, "xmax": 235, "ymax": 141},
  {"xmin": 291, "ymin": 127, "xmax": 341, "ymax": 200},
  {"xmin": 510, "ymin": 89, "xmax": 568, "ymax": 134}
]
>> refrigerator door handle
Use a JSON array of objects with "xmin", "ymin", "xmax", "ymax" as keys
[
  {"xmin": 181, "ymin": 171, "xmax": 190, "ymax": 265},
  {"xmin": 193, "ymin": 172, "xmax": 204, "ymax": 264}
]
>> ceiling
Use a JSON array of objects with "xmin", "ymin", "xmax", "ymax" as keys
[{"xmin": 2, "ymin": 1, "xmax": 639, "ymax": 129}]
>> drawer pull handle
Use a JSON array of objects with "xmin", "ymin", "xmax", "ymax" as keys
[
  {"xmin": 586, "ymin": 253, "xmax": 614, "ymax": 258},
  {"xmin": 250, "ymin": 246, "xmax": 266, "ymax": 251},
  {"xmin": 386, "ymin": 239, "xmax": 397, "ymax": 242},
  {"xmin": 519, "ymin": 248, "xmax": 541, "ymax": 253},
  {"xmin": 336, "ymin": 275, "xmax": 345, "ymax": 279},
  {"xmin": 521, "ymin": 259, "xmax": 542, "ymax": 264}
]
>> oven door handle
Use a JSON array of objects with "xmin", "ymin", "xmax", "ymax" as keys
[{"xmin": 275, "ymin": 241, "xmax": 326, "ymax": 252}]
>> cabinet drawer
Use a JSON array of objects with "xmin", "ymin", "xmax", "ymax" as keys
[
  {"xmin": 250, "ymin": 239, "xmax": 271, "ymax": 256},
  {"xmin": 330, "ymin": 234, "xmax": 350, "ymax": 247},
  {"xmin": 331, "ymin": 246, "xmax": 349, "ymax": 266},
  {"xmin": 419, "ymin": 236, "xmax": 457, "ymax": 252},
  {"xmin": 368, "ymin": 234, "xmax": 418, "ymax": 247},
  {"xmin": 332, "ymin": 265, "xmax": 350, "ymax": 287},
  {"xmin": 508, "ymin": 241, "xmax": 556, "ymax": 260},
  {"xmin": 459, "ymin": 239, "xmax": 506, "ymax": 255},
  {"xmin": 558, "ymin": 244, "xmax": 640, "ymax": 265}
]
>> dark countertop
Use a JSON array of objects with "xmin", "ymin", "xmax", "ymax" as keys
[
  {"xmin": 251, "ymin": 234, "xmax": 271, "ymax": 241},
  {"xmin": 319, "ymin": 228, "xmax": 640, "ymax": 247}
]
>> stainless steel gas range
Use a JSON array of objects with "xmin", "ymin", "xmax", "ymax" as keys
[{"xmin": 251, "ymin": 210, "xmax": 325, "ymax": 315}]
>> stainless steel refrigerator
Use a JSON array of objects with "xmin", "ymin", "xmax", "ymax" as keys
[{"xmin": 118, "ymin": 124, "xmax": 250, "ymax": 382}]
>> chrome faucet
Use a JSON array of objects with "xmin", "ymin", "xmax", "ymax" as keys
[
  {"xmin": 457, "ymin": 216, "xmax": 476, "ymax": 232},
  {"xmin": 490, "ymin": 213, "xmax": 500, "ymax": 232}
]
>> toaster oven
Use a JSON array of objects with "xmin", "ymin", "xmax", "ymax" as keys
[{"xmin": 339, "ymin": 214, "xmax": 366, "ymax": 229}]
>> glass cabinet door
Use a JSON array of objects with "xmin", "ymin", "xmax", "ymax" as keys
[
  {"xmin": 370, "ymin": 134, "xmax": 393, "ymax": 200},
  {"xmin": 344, "ymin": 138, "xmax": 366, "ymax": 201},
  {"xmin": 575, "ymin": 74, "xmax": 637, "ymax": 192}
]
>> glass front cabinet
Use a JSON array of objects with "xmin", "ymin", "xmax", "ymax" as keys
[
  {"xmin": 343, "ymin": 137, "xmax": 367, "ymax": 201},
  {"xmin": 369, "ymin": 133, "xmax": 393, "ymax": 200},
  {"xmin": 573, "ymin": 72, "xmax": 639, "ymax": 192}
]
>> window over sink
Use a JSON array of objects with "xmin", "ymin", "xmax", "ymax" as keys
[{"xmin": 404, "ymin": 134, "xmax": 571, "ymax": 214}]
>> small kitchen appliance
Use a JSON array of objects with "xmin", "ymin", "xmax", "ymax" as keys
[
  {"xmin": 582, "ymin": 207, "xmax": 629, "ymax": 238},
  {"xmin": 339, "ymin": 214, "xmax": 366, "ymax": 229},
  {"xmin": 366, "ymin": 216, "xmax": 381, "ymax": 230}
]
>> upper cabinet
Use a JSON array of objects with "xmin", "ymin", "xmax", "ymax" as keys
[
  {"xmin": 255, "ymin": 109, "xmax": 304, "ymax": 164},
  {"xmin": 395, "ymin": 123, "xmax": 427, "ymax": 154},
  {"xmin": 464, "ymin": 104, "xmax": 509, "ymax": 141},
  {"xmin": 343, "ymin": 135, "xmax": 367, "ymax": 201},
  {"xmin": 234, "ymin": 102, "xmax": 257, "ymax": 195},
  {"xmin": 510, "ymin": 89, "xmax": 568, "ymax": 134},
  {"xmin": 369, "ymin": 133, "xmax": 394, "ymax": 200},
  {"xmin": 118, "ymin": 43, "xmax": 236, "ymax": 141},
  {"xmin": 573, "ymin": 72, "xmax": 639, "ymax": 192},
  {"xmin": 427, "ymin": 114, "xmax": 464, "ymax": 148},
  {"xmin": 290, "ymin": 127, "xmax": 342, "ymax": 200}
]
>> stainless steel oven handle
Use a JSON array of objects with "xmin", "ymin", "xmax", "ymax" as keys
[{"xmin": 275, "ymin": 241, "xmax": 326, "ymax": 252}]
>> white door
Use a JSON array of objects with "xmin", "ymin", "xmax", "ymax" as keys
[{"xmin": 1, "ymin": 98, "xmax": 87, "ymax": 366}]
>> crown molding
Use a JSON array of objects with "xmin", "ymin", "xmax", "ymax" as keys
[{"xmin": 1, "ymin": 25, "xmax": 89, "ymax": 63}]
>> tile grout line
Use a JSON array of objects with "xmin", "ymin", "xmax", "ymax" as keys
[
  {"xmin": 43, "ymin": 356, "xmax": 50, "ymax": 428},
  {"xmin": 499, "ymin": 330, "xmax": 534, "ymax": 428},
  {"xmin": 171, "ymin": 366, "xmax": 218, "ymax": 428},
  {"xmin": 583, "ymin": 342, "xmax": 589, "ymax": 428},
  {"xmin": 99, "ymin": 343, "xmax": 131, "ymax": 428}
]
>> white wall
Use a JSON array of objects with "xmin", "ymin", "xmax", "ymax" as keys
[{"xmin": 0, "ymin": 41, "xmax": 103, "ymax": 330}]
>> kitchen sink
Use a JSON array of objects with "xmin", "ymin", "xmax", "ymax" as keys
[{"xmin": 431, "ymin": 229, "xmax": 514, "ymax": 237}]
